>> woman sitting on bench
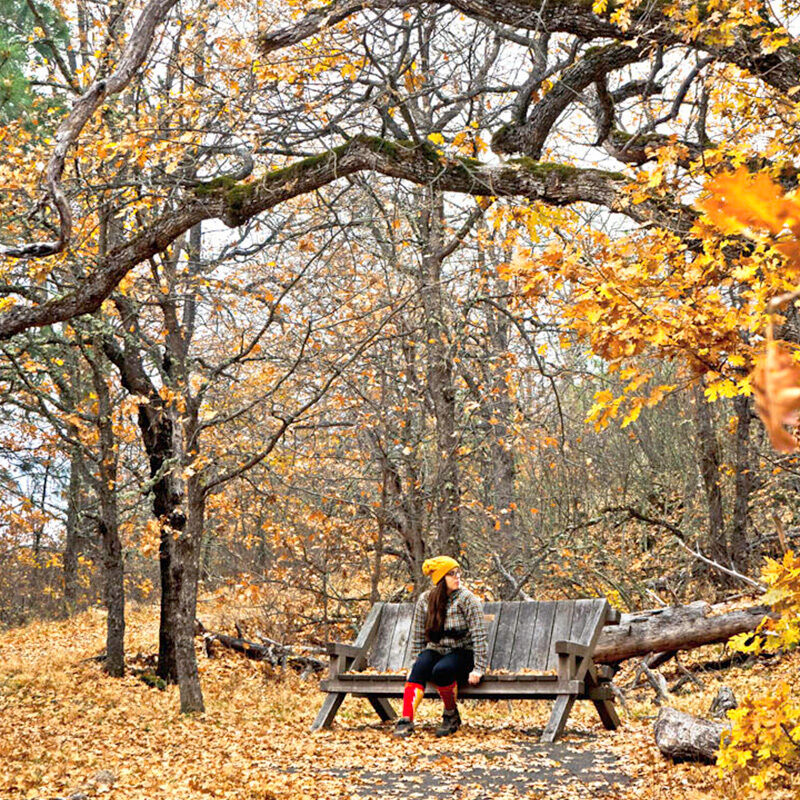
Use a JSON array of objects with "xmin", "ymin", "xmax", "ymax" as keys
[{"xmin": 394, "ymin": 556, "xmax": 488, "ymax": 738}]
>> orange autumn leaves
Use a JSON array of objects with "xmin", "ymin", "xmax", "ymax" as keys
[
  {"xmin": 699, "ymin": 170, "xmax": 800, "ymax": 257},
  {"xmin": 751, "ymin": 335, "xmax": 800, "ymax": 452},
  {"xmin": 699, "ymin": 169, "xmax": 800, "ymax": 452}
]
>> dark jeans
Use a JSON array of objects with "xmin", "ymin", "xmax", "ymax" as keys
[{"xmin": 408, "ymin": 648, "xmax": 474, "ymax": 687}]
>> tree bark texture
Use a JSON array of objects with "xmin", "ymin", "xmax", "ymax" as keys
[
  {"xmin": 152, "ymin": 408, "xmax": 184, "ymax": 686},
  {"xmin": 594, "ymin": 602, "xmax": 770, "ymax": 664},
  {"xmin": 730, "ymin": 393, "xmax": 752, "ymax": 572},
  {"xmin": 62, "ymin": 449, "xmax": 84, "ymax": 616},
  {"xmin": 419, "ymin": 187, "xmax": 462, "ymax": 557},
  {"xmin": 693, "ymin": 384, "xmax": 728, "ymax": 572},
  {"xmin": 92, "ymin": 356, "xmax": 125, "ymax": 678},
  {"xmin": 103, "ymin": 321, "xmax": 186, "ymax": 685},
  {"xmin": 87, "ymin": 214, "xmax": 127, "ymax": 676},
  {"xmin": 175, "ymin": 471, "xmax": 205, "ymax": 713},
  {"xmin": 476, "ymin": 259, "xmax": 518, "ymax": 552},
  {"xmin": 654, "ymin": 706, "xmax": 727, "ymax": 764}
]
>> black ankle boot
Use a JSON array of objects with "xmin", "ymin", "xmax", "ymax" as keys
[
  {"xmin": 393, "ymin": 716, "xmax": 414, "ymax": 738},
  {"xmin": 435, "ymin": 707, "xmax": 461, "ymax": 737}
]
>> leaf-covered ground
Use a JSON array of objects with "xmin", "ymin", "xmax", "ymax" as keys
[{"xmin": 0, "ymin": 604, "xmax": 796, "ymax": 800}]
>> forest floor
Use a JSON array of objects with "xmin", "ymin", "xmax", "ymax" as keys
[{"xmin": 0, "ymin": 602, "xmax": 797, "ymax": 800}]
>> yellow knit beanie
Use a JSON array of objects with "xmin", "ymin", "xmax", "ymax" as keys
[{"xmin": 422, "ymin": 556, "xmax": 460, "ymax": 585}]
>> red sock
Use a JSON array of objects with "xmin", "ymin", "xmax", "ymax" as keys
[
  {"xmin": 402, "ymin": 682, "xmax": 424, "ymax": 720},
  {"xmin": 437, "ymin": 681, "xmax": 457, "ymax": 711}
]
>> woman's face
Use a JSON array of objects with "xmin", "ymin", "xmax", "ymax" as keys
[{"xmin": 444, "ymin": 568, "xmax": 461, "ymax": 593}]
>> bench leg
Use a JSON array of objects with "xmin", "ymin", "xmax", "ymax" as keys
[
  {"xmin": 584, "ymin": 663, "xmax": 620, "ymax": 731},
  {"xmin": 311, "ymin": 692, "xmax": 347, "ymax": 731},
  {"xmin": 593, "ymin": 697, "xmax": 620, "ymax": 730},
  {"xmin": 541, "ymin": 695, "xmax": 575, "ymax": 743},
  {"xmin": 367, "ymin": 696, "xmax": 397, "ymax": 722}
]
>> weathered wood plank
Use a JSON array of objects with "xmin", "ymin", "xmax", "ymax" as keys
[
  {"xmin": 326, "ymin": 642, "xmax": 363, "ymax": 658},
  {"xmin": 400, "ymin": 601, "xmax": 418, "ymax": 668},
  {"xmin": 385, "ymin": 603, "xmax": 415, "ymax": 672},
  {"xmin": 311, "ymin": 692, "xmax": 346, "ymax": 731},
  {"xmin": 528, "ymin": 601, "xmax": 556, "ymax": 671},
  {"xmin": 542, "ymin": 695, "xmax": 576, "ymax": 742},
  {"xmin": 337, "ymin": 672, "xmax": 558, "ymax": 683},
  {"xmin": 546, "ymin": 602, "xmax": 576, "ymax": 672},
  {"xmin": 312, "ymin": 603, "xmax": 387, "ymax": 731},
  {"xmin": 508, "ymin": 602, "xmax": 538, "ymax": 672},
  {"xmin": 367, "ymin": 696, "xmax": 397, "ymax": 722},
  {"xmin": 354, "ymin": 602, "xmax": 384, "ymax": 647},
  {"xmin": 369, "ymin": 604, "xmax": 401, "ymax": 671},
  {"xmin": 483, "ymin": 601, "xmax": 502, "ymax": 663},
  {"xmin": 321, "ymin": 679, "xmax": 584, "ymax": 698},
  {"xmin": 585, "ymin": 663, "xmax": 621, "ymax": 729},
  {"xmin": 349, "ymin": 602, "xmax": 385, "ymax": 672},
  {"xmin": 490, "ymin": 602, "xmax": 521, "ymax": 672},
  {"xmin": 572, "ymin": 600, "xmax": 610, "ymax": 682},
  {"xmin": 326, "ymin": 602, "xmax": 384, "ymax": 678},
  {"xmin": 569, "ymin": 599, "xmax": 600, "ymax": 646}
]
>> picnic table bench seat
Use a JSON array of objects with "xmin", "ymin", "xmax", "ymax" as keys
[{"xmin": 313, "ymin": 598, "xmax": 621, "ymax": 742}]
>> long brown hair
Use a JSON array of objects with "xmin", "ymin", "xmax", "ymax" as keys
[{"xmin": 424, "ymin": 578, "xmax": 449, "ymax": 643}]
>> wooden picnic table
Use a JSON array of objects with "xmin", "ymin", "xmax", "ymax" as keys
[{"xmin": 312, "ymin": 598, "xmax": 621, "ymax": 742}]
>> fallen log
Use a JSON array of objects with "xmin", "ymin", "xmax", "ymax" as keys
[
  {"xmin": 654, "ymin": 706, "xmax": 729, "ymax": 764},
  {"xmin": 595, "ymin": 602, "xmax": 771, "ymax": 664},
  {"xmin": 195, "ymin": 620, "xmax": 326, "ymax": 676}
]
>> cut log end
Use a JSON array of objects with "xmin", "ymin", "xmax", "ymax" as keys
[{"xmin": 654, "ymin": 706, "xmax": 728, "ymax": 764}]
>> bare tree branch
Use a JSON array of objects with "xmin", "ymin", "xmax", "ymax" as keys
[
  {"xmin": 260, "ymin": 0, "xmax": 800, "ymax": 95},
  {"xmin": 0, "ymin": 135, "xmax": 697, "ymax": 341},
  {"xmin": 1, "ymin": 0, "xmax": 182, "ymax": 259},
  {"xmin": 605, "ymin": 505, "xmax": 766, "ymax": 592}
]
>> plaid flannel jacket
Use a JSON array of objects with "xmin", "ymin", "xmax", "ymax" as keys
[{"xmin": 408, "ymin": 587, "xmax": 488, "ymax": 675}]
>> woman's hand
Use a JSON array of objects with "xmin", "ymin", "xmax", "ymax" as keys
[{"xmin": 467, "ymin": 671, "xmax": 482, "ymax": 686}]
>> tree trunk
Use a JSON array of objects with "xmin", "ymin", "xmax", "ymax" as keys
[
  {"xmin": 99, "ymin": 412, "xmax": 125, "ymax": 678},
  {"xmin": 88, "ymin": 342, "xmax": 125, "ymax": 676},
  {"xmin": 140, "ymin": 404, "xmax": 184, "ymax": 685},
  {"xmin": 175, "ymin": 471, "xmax": 204, "ymax": 713},
  {"xmin": 97, "ymin": 390, "xmax": 125, "ymax": 677},
  {"xmin": 594, "ymin": 602, "xmax": 770, "ymax": 664},
  {"xmin": 729, "ymin": 393, "xmax": 752, "ymax": 573},
  {"xmin": 62, "ymin": 448, "xmax": 84, "ymax": 616},
  {"xmin": 481, "ymin": 264, "xmax": 518, "ymax": 551},
  {"xmin": 370, "ymin": 474, "xmax": 385, "ymax": 606},
  {"xmin": 100, "ymin": 225, "xmax": 204, "ymax": 708},
  {"xmin": 693, "ymin": 383, "xmax": 728, "ymax": 572},
  {"xmin": 419, "ymin": 187, "xmax": 461, "ymax": 557}
]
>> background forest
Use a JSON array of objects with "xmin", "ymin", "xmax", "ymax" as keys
[{"xmin": 2, "ymin": 0, "xmax": 800, "ymax": 796}]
